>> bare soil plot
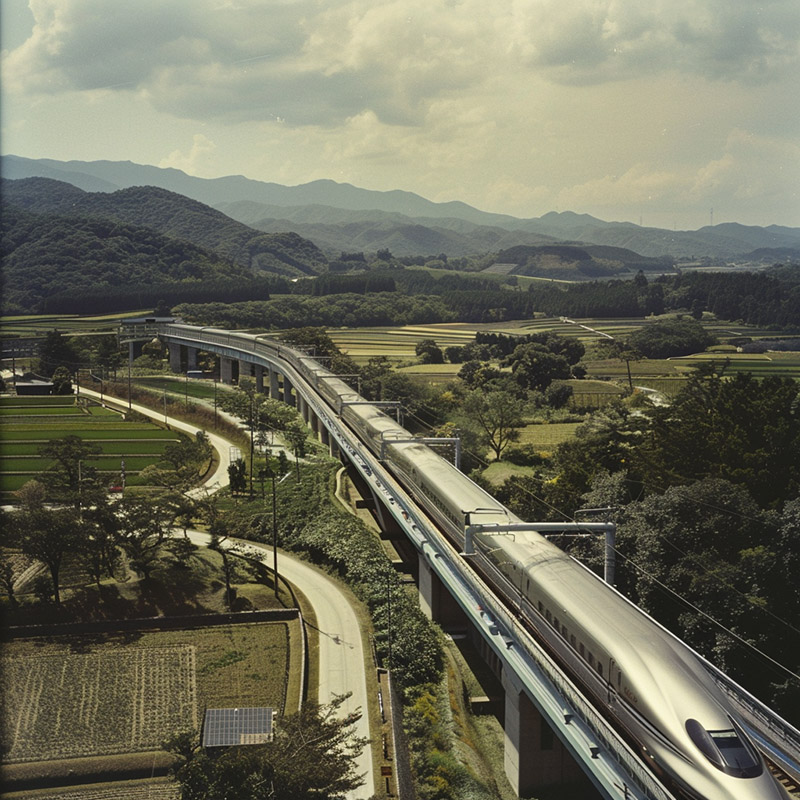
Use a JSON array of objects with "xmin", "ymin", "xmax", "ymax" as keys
[{"xmin": 1, "ymin": 622, "xmax": 293, "ymax": 765}]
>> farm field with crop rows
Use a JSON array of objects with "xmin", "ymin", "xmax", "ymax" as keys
[
  {"xmin": 1, "ymin": 622, "xmax": 294, "ymax": 765},
  {"xmin": 0, "ymin": 396, "xmax": 181, "ymax": 498}
]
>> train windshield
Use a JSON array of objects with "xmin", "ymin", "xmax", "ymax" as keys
[{"xmin": 685, "ymin": 718, "xmax": 763, "ymax": 778}]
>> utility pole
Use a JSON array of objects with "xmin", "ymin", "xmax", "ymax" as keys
[
  {"xmin": 386, "ymin": 570, "xmax": 393, "ymax": 669},
  {"xmin": 249, "ymin": 393, "xmax": 255, "ymax": 499},
  {"xmin": 271, "ymin": 469, "xmax": 279, "ymax": 598}
]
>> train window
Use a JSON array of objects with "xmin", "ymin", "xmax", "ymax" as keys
[
  {"xmin": 617, "ymin": 670, "xmax": 622, "ymax": 687},
  {"xmin": 553, "ymin": 616, "xmax": 560, "ymax": 631},
  {"xmin": 538, "ymin": 601, "xmax": 544, "ymax": 614},
  {"xmin": 545, "ymin": 609, "xmax": 552, "ymax": 623},
  {"xmin": 685, "ymin": 719, "xmax": 763, "ymax": 778},
  {"xmin": 562, "ymin": 624, "xmax": 568, "ymax": 638},
  {"xmin": 596, "ymin": 662, "xmax": 603, "ymax": 678},
  {"xmin": 570, "ymin": 634, "xmax": 577, "ymax": 649},
  {"xmin": 579, "ymin": 642, "xmax": 584, "ymax": 657},
  {"xmin": 588, "ymin": 652, "xmax": 595, "ymax": 668}
]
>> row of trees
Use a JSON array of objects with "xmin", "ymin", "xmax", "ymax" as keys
[{"xmin": 530, "ymin": 267, "xmax": 800, "ymax": 328}]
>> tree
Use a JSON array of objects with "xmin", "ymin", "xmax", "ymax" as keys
[
  {"xmin": 285, "ymin": 422, "xmax": 308, "ymax": 481},
  {"xmin": 7, "ymin": 507, "xmax": 84, "ymax": 605},
  {"xmin": 39, "ymin": 435, "xmax": 103, "ymax": 509},
  {"xmin": 37, "ymin": 329, "xmax": 78, "ymax": 377},
  {"xmin": 545, "ymin": 402, "xmax": 646, "ymax": 516},
  {"xmin": 626, "ymin": 317, "xmax": 714, "ymax": 359},
  {"xmin": 444, "ymin": 345, "xmax": 468, "ymax": 363},
  {"xmin": 457, "ymin": 360, "xmax": 502, "ymax": 389},
  {"xmin": 644, "ymin": 372, "xmax": 800, "ymax": 507},
  {"xmin": 502, "ymin": 342, "xmax": 571, "ymax": 392},
  {"xmin": 165, "ymin": 695, "xmax": 366, "ymax": 800},
  {"xmin": 415, "ymin": 338, "xmax": 444, "ymax": 364},
  {"xmin": 228, "ymin": 458, "xmax": 247, "ymax": 496},
  {"xmin": 459, "ymin": 389, "xmax": 525, "ymax": 461},
  {"xmin": 51, "ymin": 366, "xmax": 73, "ymax": 395},
  {"xmin": 617, "ymin": 478, "xmax": 800, "ymax": 709},
  {"xmin": 114, "ymin": 496, "xmax": 174, "ymax": 580}
]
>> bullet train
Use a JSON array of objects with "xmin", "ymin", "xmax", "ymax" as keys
[{"xmin": 166, "ymin": 324, "xmax": 789, "ymax": 800}]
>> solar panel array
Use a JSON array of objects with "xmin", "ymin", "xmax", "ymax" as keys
[{"xmin": 202, "ymin": 707, "xmax": 274, "ymax": 748}]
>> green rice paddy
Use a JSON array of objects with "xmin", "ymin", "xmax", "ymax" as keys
[{"xmin": 0, "ymin": 395, "xmax": 181, "ymax": 499}]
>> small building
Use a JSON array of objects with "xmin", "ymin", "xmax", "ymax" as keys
[
  {"xmin": 14, "ymin": 380, "xmax": 56, "ymax": 396},
  {"xmin": 202, "ymin": 707, "xmax": 274, "ymax": 748}
]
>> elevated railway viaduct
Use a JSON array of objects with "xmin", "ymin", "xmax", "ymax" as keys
[{"xmin": 148, "ymin": 322, "xmax": 800, "ymax": 800}]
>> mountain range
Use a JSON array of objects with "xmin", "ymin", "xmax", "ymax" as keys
[{"xmin": 5, "ymin": 155, "xmax": 800, "ymax": 261}]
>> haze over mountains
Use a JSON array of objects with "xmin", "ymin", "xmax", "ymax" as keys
[{"xmin": 5, "ymin": 155, "xmax": 800, "ymax": 261}]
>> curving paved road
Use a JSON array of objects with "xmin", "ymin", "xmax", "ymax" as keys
[
  {"xmin": 186, "ymin": 531, "xmax": 375, "ymax": 800},
  {"xmin": 79, "ymin": 386, "xmax": 375, "ymax": 796},
  {"xmin": 76, "ymin": 386, "xmax": 233, "ymax": 495}
]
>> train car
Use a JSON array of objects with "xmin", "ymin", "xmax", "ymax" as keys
[{"xmin": 310, "ymin": 359, "xmax": 787, "ymax": 800}]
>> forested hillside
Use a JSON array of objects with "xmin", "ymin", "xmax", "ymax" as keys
[
  {"xmin": 0, "ymin": 204, "xmax": 258, "ymax": 314},
  {"xmin": 2, "ymin": 178, "xmax": 329, "ymax": 278},
  {"xmin": 490, "ymin": 244, "xmax": 673, "ymax": 279},
  {"xmin": 8, "ymin": 155, "xmax": 800, "ymax": 260}
]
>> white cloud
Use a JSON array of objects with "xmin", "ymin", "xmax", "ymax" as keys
[
  {"xmin": 7, "ymin": 0, "xmax": 798, "ymax": 129},
  {"xmin": 508, "ymin": 0, "xmax": 800, "ymax": 86},
  {"xmin": 2, "ymin": 0, "xmax": 798, "ymax": 226},
  {"xmin": 159, "ymin": 133, "xmax": 217, "ymax": 176}
]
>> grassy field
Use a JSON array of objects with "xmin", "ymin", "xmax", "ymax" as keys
[
  {"xmin": 0, "ymin": 310, "xmax": 149, "ymax": 337},
  {"xmin": 329, "ymin": 324, "xmax": 476, "ymax": 362},
  {"xmin": 0, "ymin": 395, "xmax": 181, "ymax": 498},
  {"xmin": 517, "ymin": 422, "xmax": 582, "ymax": 451},
  {"xmin": 2, "ymin": 621, "xmax": 295, "ymax": 763},
  {"xmin": 131, "ymin": 376, "xmax": 222, "ymax": 401}
]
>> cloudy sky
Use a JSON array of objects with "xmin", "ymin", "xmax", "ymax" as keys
[{"xmin": 2, "ymin": 0, "xmax": 798, "ymax": 229}]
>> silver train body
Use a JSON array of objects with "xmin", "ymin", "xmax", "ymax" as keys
[{"xmin": 170, "ymin": 325, "xmax": 787, "ymax": 800}]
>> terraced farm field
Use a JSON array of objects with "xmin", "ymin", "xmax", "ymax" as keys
[
  {"xmin": 329, "ymin": 324, "xmax": 476, "ymax": 362},
  {"xmin": 0, "ymin": 395, "xmax": 181, "ymax": 498}
]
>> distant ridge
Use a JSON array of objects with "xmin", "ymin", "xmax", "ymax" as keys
[
  {"xmin": 3, "ymin": 155, "xmax": 800, "ymax": 259},
  {"xmin": 2, "ymin": 177, "xmax": 328, "ymax": 276}
]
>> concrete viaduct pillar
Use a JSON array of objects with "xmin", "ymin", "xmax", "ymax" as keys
[
  {"xmin": 187, "ymin": 347, "xmax": 198, "ymax": 371},
  {"xmin": 220, "ymin": 356, "xmax": 234, "ymax": 384},
  {"xmin": 417, "ymin": 553, "xmax": 468, "ymax": 629},
  {"xmin": 255, "ymin": 364, "xmax": 264, "ymax": 394},
  {"xmin": 270, "ymin": 368, "xmax": 280, "ymax": 400},
  {"xmin": 502, "ymin": 668, "xmax": 585, "ymax": 796},
  {"xmin": 283, "ymin": 375, "xmax": 295, "ymax": 407},
  {"xmin": 168, "ymin": 343, "xmax": 182, "ymax": 373},
  {"xmin": 239, "ymin": 360, "xmax": 253, "ymax": 383}
]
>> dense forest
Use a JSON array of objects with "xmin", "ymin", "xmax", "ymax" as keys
[
  {"xmin": 0, "ymin": 178, "xmax": 332, "ymax": 313},
  {"xmin": 531, "ymin": 267, "xmax": 800, "ymax": 328},
  {"xmin": 0, "ymin": 205, "xmax": 255, "ymax": 314},
  {"xmin": 171, "ymin": 265, "xmax": 800, "ymax": 331}
]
